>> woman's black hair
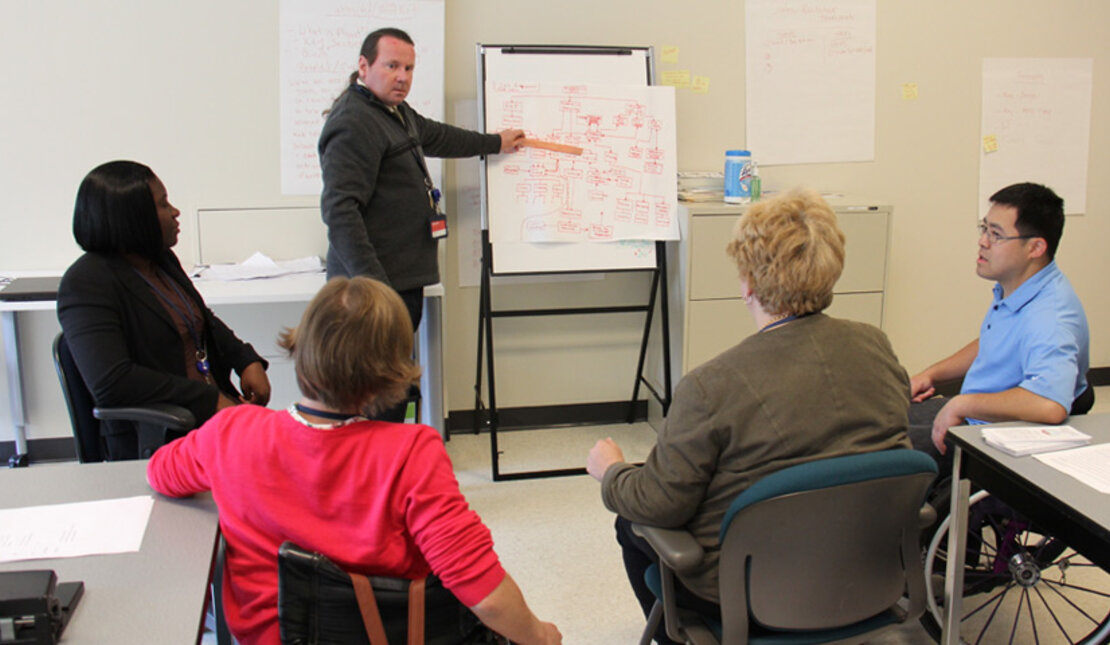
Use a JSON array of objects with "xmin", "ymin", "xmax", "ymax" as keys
[{"xmin": 72, "ymin": 160, "xmax": 163, "ymax": 258}]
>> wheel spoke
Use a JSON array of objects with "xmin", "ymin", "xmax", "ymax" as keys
[
  {"xmin": 1021, "ymin": 587, "xmax": 1041, "ymax": 645},
  {"xmin": 1043, "ymin": 578, "xmax": 1110, "ymax": 601},
  {"xmin": 967, "ymin": 581, "xmax": 1015, "ymax": 645},
  {"xmin": 1034, "ymin": 584, "xmax": 1079, "ymax": 644},
  {"xmin": 964, "ymin": 580, "xmax": 1017, "ymax": 622},
  {"xmin": 1040, "ymin": 579, "xmax": 1105, "ymax": 624}
]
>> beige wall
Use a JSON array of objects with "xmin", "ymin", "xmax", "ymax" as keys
[
  {"xmin": 439, "ymin": 0, "xmax": 1110, "ymax": 415},
  {"xmin": 1, "ymin": 1, "xmax": 1107, "ymax": 442}
]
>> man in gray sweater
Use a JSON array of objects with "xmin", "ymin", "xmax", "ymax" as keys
[{"xmin": 319, "ymin": 27, "xmax": 524, "ymax": 330}]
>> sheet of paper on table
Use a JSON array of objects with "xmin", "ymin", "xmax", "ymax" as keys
[
  {"xmin": 1034, "ymin": 443, "xmax": 1110, "ymax": 494},
  {"xmin": 0, "ymin": 495, "xmax": 154, "ymax": 563}
]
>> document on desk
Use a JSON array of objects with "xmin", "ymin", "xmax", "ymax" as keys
[
  {"xmin": 0, "ymin": 495, "xmax": 154, "ymax": 563},
  {"xmin": 193, "ymin": 252, "xmax": 323, "ymax": 281},
  {"xmin": 1034, "ymin": 444, "xmax": 1110, "ymax": 494}
]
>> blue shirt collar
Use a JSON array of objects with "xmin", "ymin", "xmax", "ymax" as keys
[{"xmin": 992, "ymin": 260, "xmax": 1059, "ymax": 311}]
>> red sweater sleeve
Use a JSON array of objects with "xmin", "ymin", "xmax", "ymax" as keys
[
  {"xmin": 399, "ymin": 427, "xmax": 505, "ymax": 606},
  {"xmin": 146, "ymin": 412, "xmax": 218, "ymax": 497}
]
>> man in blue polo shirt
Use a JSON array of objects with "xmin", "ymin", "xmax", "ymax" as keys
[{"xmin": 908, "ymin": 182, "xmax": 1090, "ymax": 460}]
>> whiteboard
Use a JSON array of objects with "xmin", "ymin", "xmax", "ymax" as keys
[
  {"xmin": 478, "ymin": 45, "xmax": 660, "ymax": 274},
  {"xmin": 279, "ymin": 0, "xmax": 445, "ymax": 195}
]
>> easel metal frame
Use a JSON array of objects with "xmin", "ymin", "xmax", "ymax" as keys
[
  {"xmin": 474, "ymin": 43, "xmax": 670, "ymax": 481},
  {"xmin": 473, "ymin": 232, "xmax": 672, "ymax": 481}
]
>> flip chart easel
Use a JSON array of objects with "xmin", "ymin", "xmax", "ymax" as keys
[{"xmin": 474, "ymin": 44, "xmax": 673, "ymax": 481}]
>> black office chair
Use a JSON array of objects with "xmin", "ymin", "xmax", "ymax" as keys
[
  {"xmin": 52, "ymin": 332, "xmax": 195, "ymax": 461},
  {"xmin": 634, "ymin": 449, "xmax": 937, "ymax": 645},
  {"xmin": 277, "ymin": 542, "xmax": 501, "ymax": 645}
]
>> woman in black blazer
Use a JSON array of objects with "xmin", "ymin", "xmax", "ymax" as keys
[{"xmin": 58, "ymin": 160, "xmax": 271, "ymax": 460}]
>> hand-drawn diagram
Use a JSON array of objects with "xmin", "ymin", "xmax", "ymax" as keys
[{"xmin": 486, "ymin": 82, "xmax": 678, "ymax": 244}]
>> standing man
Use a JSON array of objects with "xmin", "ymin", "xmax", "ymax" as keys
[
  {"xmin": 909, "ymin": 182, "xmax": 1090, "ymax": 460},
  {"xmin": 319, "ymin": 27, "xmax": 524, "ymax": 330}
]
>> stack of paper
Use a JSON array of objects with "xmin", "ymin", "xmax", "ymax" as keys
[
  {"xmin": 193, "ymin": 252, "xmax": 323, "ymax": 281},
  {"xmin": 981, "ymin": 425, "xmax": 1092, "ymax": 457}
]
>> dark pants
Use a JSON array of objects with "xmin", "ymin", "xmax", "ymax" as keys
[
  {"xmin": 372, "ymin": 287, "xmax": 424, "ymax": 424},
  {"xmin": 615, "ymin": 516, "xmax": 721, "ymax": 645},
  {"xmin": 907, "ymin": 396, "xmax": 955, "ymax": 484},
  {"xmin": 397, "ymin": 287, "xmax": 424, "ymax": 331},
  {"xmin": 908, "ymin": 397, "xmax": 957, "ymax": 544}
]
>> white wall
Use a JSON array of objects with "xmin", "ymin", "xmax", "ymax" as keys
[{"xmin": 2, "ymin": 1, "xmax": 1108, "ymax": 444}]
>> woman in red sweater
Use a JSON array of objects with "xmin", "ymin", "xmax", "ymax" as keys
[{"xmin": 148, "ymin": 276, "xmax": 560, "ymax": 645}]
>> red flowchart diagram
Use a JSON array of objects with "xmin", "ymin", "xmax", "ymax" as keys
[{"xmin": 486, "ymin": 82, "xmax": 679, "ymax": 244}]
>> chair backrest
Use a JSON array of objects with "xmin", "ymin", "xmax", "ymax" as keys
[
  {"xmin": 278, "ymin": 542, "xmax": 378, "ymax": 645},
  {"xmin": 1071, "ymin": 383, "xmax": 1094, "ymax": 416},
  {"xmin": 717, "ymin": 450, "xmax": 937, "ymax": 638},
  {"xmin": 52, "ymin": 332, "xmax": 104, "ymax": 463},
  {"xmin": 278, "ymin": 542, "xmax": 487, "ymax": 645}
]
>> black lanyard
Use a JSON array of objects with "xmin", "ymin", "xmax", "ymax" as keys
[
  {"xmin": 294, "ymin": 403, "xmax": 359, "ymax": 421},
  {"xmin": 350, "ymin": 84, "xmax": 441, "ymax": 210},
  {"xmin": 133, "ymin": 266, "xmax": 211, "ymax": 376}
]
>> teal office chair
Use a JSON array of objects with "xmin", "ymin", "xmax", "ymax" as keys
[
  {"xmin": 634, "ymin": 449, "xmax": 938, "ymax": 645},
  {"xmin": 53, "ymin": 332, "xmax": 195, "ymax": 461}
]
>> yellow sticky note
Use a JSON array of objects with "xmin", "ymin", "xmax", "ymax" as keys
[
  {"xmin": 983, "ymin": 134, "xmax": 999, "ymax": 153},
  {"xmin": 661, "ymin": 46, "xmax": 679, "ymax": 64},
  {"xmin": 692, "ymin": 76, "xmax": 710, "ymax": 94},
  {"xmin": 660, "ymin": 70, "xmax": 691, "ymax": 89},
  {"xmin": 901, "ymin": 82, "xmax": 919, "ymax": 100}
]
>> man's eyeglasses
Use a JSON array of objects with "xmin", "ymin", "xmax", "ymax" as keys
[{"xmin": 977, "ymin": 222, "xmax": 1035, "ymax": 245}]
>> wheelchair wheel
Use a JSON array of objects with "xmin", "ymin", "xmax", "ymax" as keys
[{"xmin": 921, "ymin": 490, "xmax": 1110, "ymax": 643}]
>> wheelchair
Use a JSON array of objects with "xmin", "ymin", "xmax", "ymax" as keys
[
  {"xmin": 920, "ymin": 489, "xmax": 1110, "ymax": 643},
  {"xmin": 916, "ymin": 386, "xmax": 1110, "ymax": 643}
]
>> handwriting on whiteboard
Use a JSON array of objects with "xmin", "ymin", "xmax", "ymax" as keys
[
  {"xmin": 486, "ymin": 82, "xmax": 678, "ymax": 243},
  {"xmin": 278, "ymin": 0, "xmax": 445, "ymax": 195}
]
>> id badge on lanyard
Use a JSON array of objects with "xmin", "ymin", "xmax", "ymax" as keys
[
  {"xmin": 406, "ymin": 129, "xmax": 448, "ymax": 241},
  {"xmin": 428, "ymin": 186, "xmax": 448, "ymax": 239}
]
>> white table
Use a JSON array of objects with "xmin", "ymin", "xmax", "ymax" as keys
[
  {"xmin": 2, "ymin": 273, "xmax": 446, "ymax": 465},
  {"xmin": 0, "ymin": 460, "xmax": 220, "ymax": 644}
]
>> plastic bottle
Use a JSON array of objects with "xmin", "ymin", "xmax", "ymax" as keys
[
  {"xmin": 750, "ymin": 162, "xmax": 762, "ymax": 202},
  {"xmin": 723, "ymin": 150, "xmax": 752, "ymax": 204}
]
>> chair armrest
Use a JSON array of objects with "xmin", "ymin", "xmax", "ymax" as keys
[
  {"xmin": 631, "ymin": 523, "xmax": 705, "ymax": 573},
  {"xmin": 93, "ymin": 404, "xmax": 196, "ymax": 431},
  {"xmin": 919, "ymin": 503, "xmax": 938, "ymax": 530}
]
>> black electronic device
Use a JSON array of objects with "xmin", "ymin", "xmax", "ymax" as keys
[
  {"xmin": 0, "ymin": 277, "xmax": 61, "ymax": 303},
  {"xmin": 0, "ymin": 570, "xmax": 84, "ymax": 644}
]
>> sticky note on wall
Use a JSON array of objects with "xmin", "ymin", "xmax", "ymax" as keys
[
  {"xmin": 692, "ymin": 76, "xmax": 710, "ymax": 94},
  {"xmin": 661, "ymin": 46, "xmax": 679, "ymax": 64},
  {"xmin": 901, "ymin": 83, "xmax": 919, "ymax": 100},
  {"xmin": 983, "ymin": 134, "xmax": 999, "ymax": 153},
  {"xmin": 661, "ymin": 70, "xmax": 691, "ymax": 88}
]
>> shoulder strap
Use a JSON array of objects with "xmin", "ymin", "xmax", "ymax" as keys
[
  {"xmin": 350, "ymin": 573, "xmax": 429, "ymax": 645},
  {"xmin": 407, "ymin": 577, "xmax": 426, "ymax": 645},
  {"xmin": 350, "ymin": 573, "xmax": 390, "ymax": 645}
]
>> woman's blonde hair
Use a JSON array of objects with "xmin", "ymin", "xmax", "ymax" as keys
[
  {"xmin": 279, "ymin": 277, "xmax": 421, "ymax": 416},
  {"xmin": 725, "ymin": 188, "xmax": 845, "ymax": 316}
]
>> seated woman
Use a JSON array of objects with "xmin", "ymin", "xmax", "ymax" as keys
[
  {"xmin": 58, "ymin": 160, "xmax": 270, "ymax": 460},
  {"xmin": 147, "ymin": 276, "xmax": 561, "ymax": 645},
  {"xmin": 586, "ymin": 188, "xmax": 912, "ymax": 643}
]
